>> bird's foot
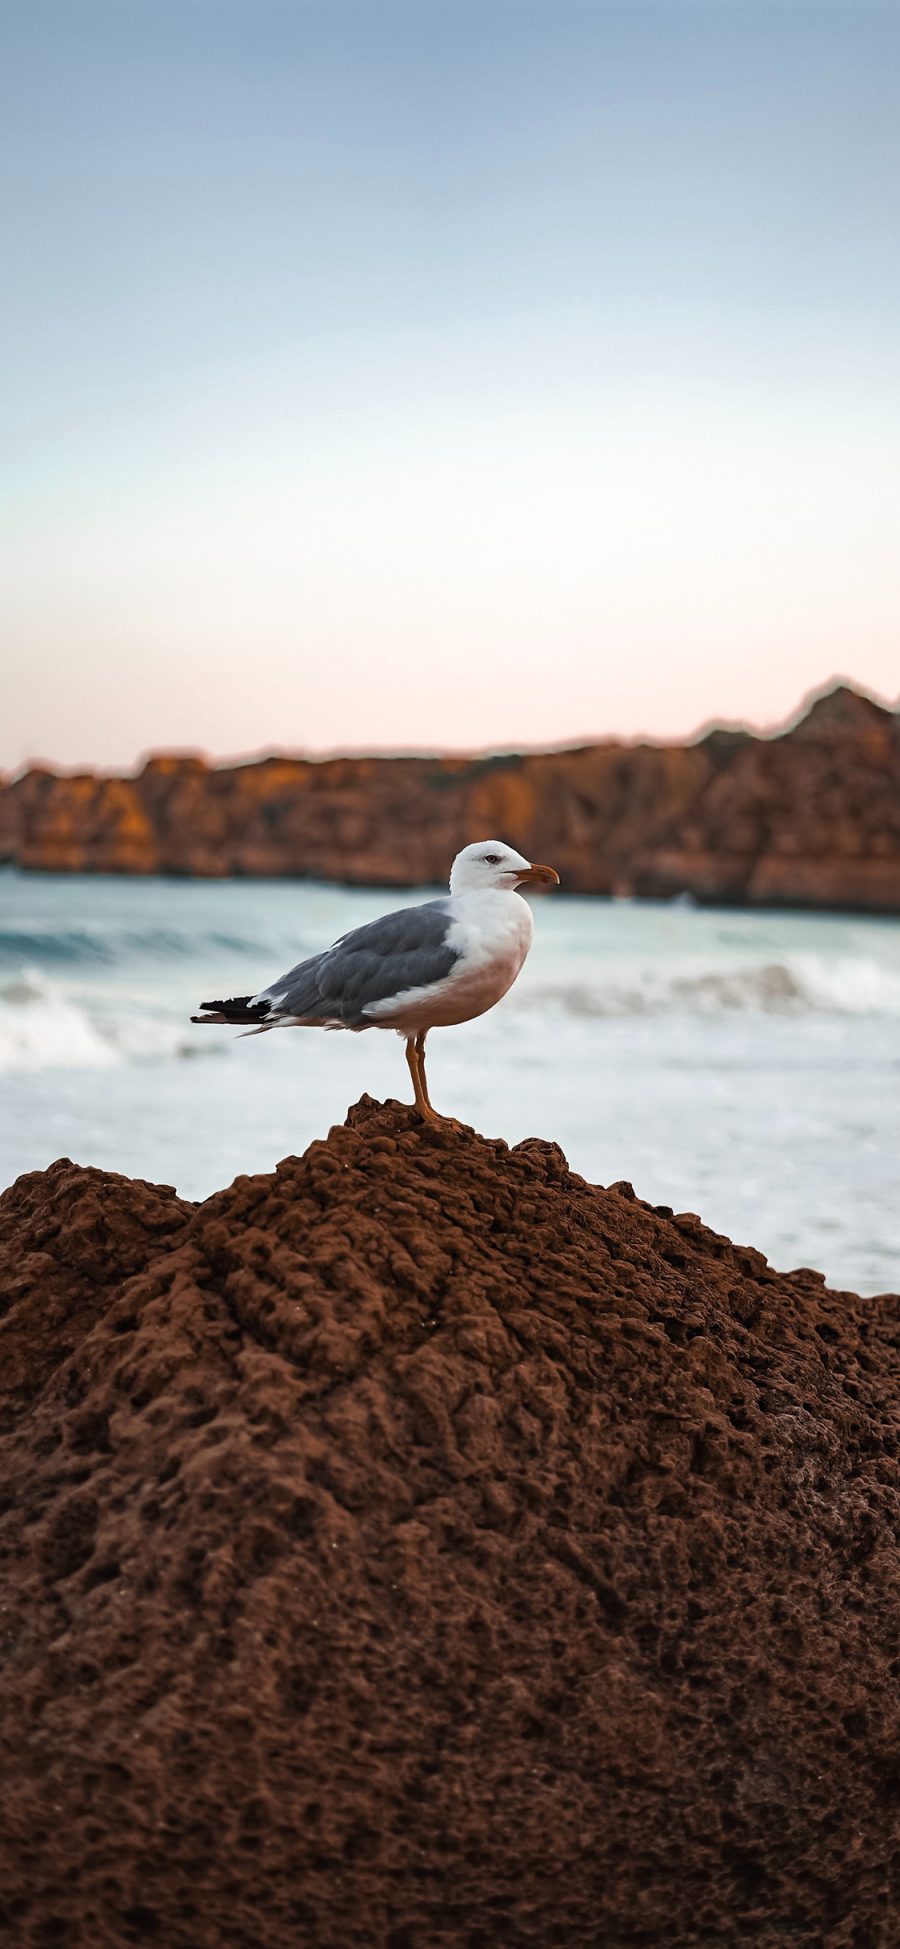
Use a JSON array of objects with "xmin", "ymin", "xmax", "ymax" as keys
[{"xmin": 414, "ymin": 1104, "xmax": 464, "ymax": 1131}]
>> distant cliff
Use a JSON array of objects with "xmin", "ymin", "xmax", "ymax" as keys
[{"xmin": 2, "ymin": 682, "xmax": 899, "ymax": 911}]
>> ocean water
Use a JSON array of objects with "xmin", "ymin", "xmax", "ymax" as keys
[{"xmin": 1, "ymin": 868, "xmax": 898, "ymax": 1296}]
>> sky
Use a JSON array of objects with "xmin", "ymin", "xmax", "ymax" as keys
[{"xmin": 2, "ymin": 0, "xmax": 899, "ymax": 770}]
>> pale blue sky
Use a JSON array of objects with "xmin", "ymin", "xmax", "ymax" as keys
[{"xmin": 3, "ymin": 0, "xmax": 899, "ymax": 767}]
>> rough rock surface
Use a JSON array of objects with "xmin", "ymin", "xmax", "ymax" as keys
[
  {"xmin": 1, "ymin": 1100, "xmax": 899, "ymax": 1948},
  {"xmin": 3, "ymin": 681, "xmax": 900, "ymax": 911}
]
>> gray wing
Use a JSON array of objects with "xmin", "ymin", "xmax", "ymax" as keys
[{"xmin": 261, "ymin": 899, "xmax": 461, "ymax": 1028}]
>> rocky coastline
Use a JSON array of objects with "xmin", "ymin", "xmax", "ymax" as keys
[{"xmin": 2, "ymin": 681, "xmax": 899, "ymax": 911}]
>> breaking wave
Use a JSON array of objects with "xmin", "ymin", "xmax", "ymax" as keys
[
  {"xmin": 0, "ymin": 979, "xmax": 119, "ymax": 1072},
  {"xmin": 529, "ymin": 956, "xmax": 900, "ymax": 1019},
  {"xmin": 0, "ymin": 977, "xmax": 214, "ymax": 1074}
]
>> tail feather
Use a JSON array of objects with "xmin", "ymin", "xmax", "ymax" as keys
[{"xmin": 190, "ymin": 995, "xmax": 272, "ymax": 1026}]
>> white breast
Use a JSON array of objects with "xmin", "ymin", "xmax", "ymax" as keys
[{"xmin": 445, "ymin": 888, "xmax": 534, "ymax": 977}]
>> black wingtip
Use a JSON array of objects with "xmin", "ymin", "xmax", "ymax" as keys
[{"xmin": 191, "ymin": 995, "xmax": 272, "ymax": 1026}]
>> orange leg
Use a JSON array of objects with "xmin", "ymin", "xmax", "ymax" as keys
[
  {"xmin": 405, "ymin": 1036, "xmax": 439, "ymax": 1122},
  {"xmin": 410, "ymin": 1032, "xmax": 463, "ymax": 1129},
  {"xmin": 415, "ymin": 1031, "xmax": 435, "ymax": 1112}
]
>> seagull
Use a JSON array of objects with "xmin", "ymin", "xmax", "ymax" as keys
[{"xmin": 191, "ymin": 841, "xmax": 559, "ymax": 1123}]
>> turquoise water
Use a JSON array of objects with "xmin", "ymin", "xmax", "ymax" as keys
[{"xmin": 2, "ymin": 869, "xmax": 899, "ymax": 1294}]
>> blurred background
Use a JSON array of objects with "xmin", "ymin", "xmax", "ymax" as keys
[{"xmin": 2, "ymin": 0, "xmax": 898, "ymax": 1291}]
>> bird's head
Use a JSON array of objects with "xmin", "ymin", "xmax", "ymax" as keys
[{"xmin": 449, "ymin": 841, "xmax": 560, "ymax": 896}]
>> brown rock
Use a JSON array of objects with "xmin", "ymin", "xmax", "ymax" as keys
[
  {"xmin": 2, "ymin": 679, "xmax": 899, "ymax": 907},
  {"xmin": 1, "ymin": 1101, "xmax": 898, "ymax": 1946}
]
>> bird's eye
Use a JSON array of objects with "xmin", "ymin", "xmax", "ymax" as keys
[{"xmin": 482, "ymin": 853, "xmax": 502, "ymax": 865}]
